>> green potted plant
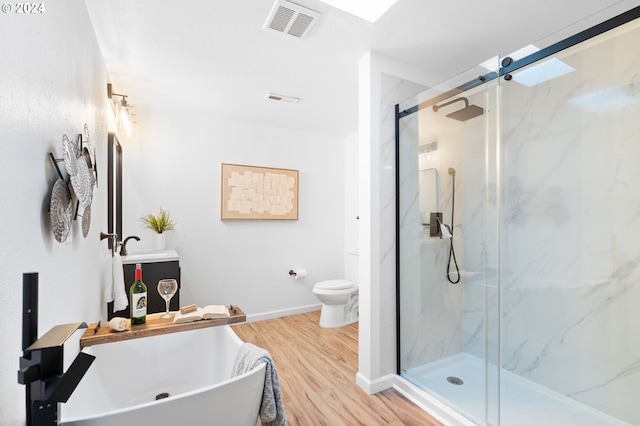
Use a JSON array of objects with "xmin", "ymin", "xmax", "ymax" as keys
[{"xmin": 140, "ymin": 208, "xmax": 176, "ymax": 249}]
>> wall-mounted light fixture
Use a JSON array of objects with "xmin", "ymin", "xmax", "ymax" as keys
[{"xmin": 107, "ymin": 83, "xmax": 134, "ymax": 137}]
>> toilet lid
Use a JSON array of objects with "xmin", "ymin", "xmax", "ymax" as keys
[{"xmin": 315, "ymin": 279, "xmax": 355, "ymax": 290}]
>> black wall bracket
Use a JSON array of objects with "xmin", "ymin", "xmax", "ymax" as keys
[{"xmin": 18, "ymin": 273, "xmax": 96, "ymax": 426}]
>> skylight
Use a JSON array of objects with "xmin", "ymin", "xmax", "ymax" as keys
[{"xmin": 318, "ymin": 0, "xmax": 399, "ymax": 23}]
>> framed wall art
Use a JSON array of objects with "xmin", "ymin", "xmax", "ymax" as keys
[{"xmin": 221, "ymin": 163, "xmax": 299, "ymax": 220}]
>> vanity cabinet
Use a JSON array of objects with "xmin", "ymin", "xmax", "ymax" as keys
[{"xmin": 107, "ymin": 250, "xmax": 181, "ymax": 320}]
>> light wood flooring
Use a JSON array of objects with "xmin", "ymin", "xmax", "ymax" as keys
[{"xmin": 232, "ymin": 311, "xmax": 442, "ymax": 426}]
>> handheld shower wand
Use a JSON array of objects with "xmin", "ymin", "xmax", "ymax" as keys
[{"xmin": 447, "ymin": 168, "xmax": 461, "ymax": 284}]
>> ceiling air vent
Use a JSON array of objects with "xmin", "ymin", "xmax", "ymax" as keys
[{"xmin": 264, "ymin": 0, "xmax": 320, "ymax": 39}]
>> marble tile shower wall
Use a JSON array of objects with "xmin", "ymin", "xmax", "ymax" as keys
[
  {"xmin": 398, "ymin": 109, "xmax": 425, "ymax": 369},
  {"xmin": 460, "ymin": 90, "xmax": 495, "ymax": 363},
  {"xmin": 400, "ymin": 92, "xmax": 484, "ymax": 368},
  {"xmin": 386, "ymin": 74, "xmax": 436, "ymax": 373}
]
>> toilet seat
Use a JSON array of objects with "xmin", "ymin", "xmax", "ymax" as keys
[{"xmin": 314, "ymin": 279, "xmax": 356, "ymax": 290}]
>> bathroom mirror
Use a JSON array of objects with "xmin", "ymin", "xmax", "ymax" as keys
[
  {"xmin": 419, "ymin": 168, "xmax": 438, "ymax": 225},
  {"xmin": 107, "ymin": 132, "xmax": 122, "ymax": 250}
]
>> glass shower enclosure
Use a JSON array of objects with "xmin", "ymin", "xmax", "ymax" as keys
[{"xmin": 396, "ymin": 7, "xmax": 640, "ymax": 426}]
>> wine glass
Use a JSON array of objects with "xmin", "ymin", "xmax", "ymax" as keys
[{"xmin": 157, "ymin": 279, "xmax": 178, "ymax": 319}]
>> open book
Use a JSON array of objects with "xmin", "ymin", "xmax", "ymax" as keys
[{"xmin": 172, "ymin": 305, "xmax": 230, "ymax": 324}]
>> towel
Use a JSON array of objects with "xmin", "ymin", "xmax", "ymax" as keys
[
  {"xmin": 102, "ymin": 252, "xmax": 128, "ymax": 312},
  {"xmin": 231, "ymin": 343, "xmax": 288, "ymax": 426}
]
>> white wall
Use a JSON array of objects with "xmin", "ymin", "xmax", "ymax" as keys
[
  {"xmin": 0, "ymin": 1, "xmax": 109, "ymax": 424},
  {"xmin": 119, "ymin": 106, "xmax": 345, "ymax": 317},
  {"xmin": 344, "ymin": 132, "xmax": 359, "ymax": 258}
]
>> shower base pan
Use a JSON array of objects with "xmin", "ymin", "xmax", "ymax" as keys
[{"xmin": 404, "ymin": 353, "xmax": 629, "ymax": 426}]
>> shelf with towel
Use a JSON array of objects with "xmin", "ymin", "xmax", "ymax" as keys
[{"xmin": 80, "ymin": 305, "xmax": 246, "ymax": 348}]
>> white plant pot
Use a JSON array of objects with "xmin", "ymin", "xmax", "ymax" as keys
[{"xmin": 154, "ymin": 233, "xmax": 167, "ymax": 250}]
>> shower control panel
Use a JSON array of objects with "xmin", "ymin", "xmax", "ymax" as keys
[{"xmin": 430, "ymin": 212, "xmax": 443, "ymax": 238}]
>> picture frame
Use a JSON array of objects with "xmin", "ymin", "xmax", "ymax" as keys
[{"xmin": 221, "ymin": 163, "xmax": 299, "ymax": 220}]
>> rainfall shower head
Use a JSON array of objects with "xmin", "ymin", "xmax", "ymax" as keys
[{"xmin": 432, "ymin": 97, "xmax": 484, "ymax": 122}]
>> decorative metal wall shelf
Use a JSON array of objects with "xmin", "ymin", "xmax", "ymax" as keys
[{"xmin": 48, "ymin": 124, "xmax": 98, "ymax": 242}]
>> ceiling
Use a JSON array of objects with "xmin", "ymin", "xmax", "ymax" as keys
[{"xmin": 85, "ymin": 0, "xmax": 639, "ymax": 138}]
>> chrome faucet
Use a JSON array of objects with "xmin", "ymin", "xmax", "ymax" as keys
[{"xmin": 119, "ymin": 235, "xmax": 140, "ymax": 256}]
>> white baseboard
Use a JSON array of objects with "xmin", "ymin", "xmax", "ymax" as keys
[
  {"xmin": 245, "ymin": 304, "xmax": 321, "ymax": 323},
  {"xmin": 355, "ymin": 372, "xmax": 395, "ymax": 394},
  {"xmin": 354, "ymin": 373, "xmax": 471, "ymax": 425}
]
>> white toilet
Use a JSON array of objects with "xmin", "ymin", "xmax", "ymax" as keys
[{"xmin": 312, "ymin": 251, "xmax": 359, "ymax": 328}]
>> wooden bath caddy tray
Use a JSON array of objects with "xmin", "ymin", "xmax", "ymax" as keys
[{"xmin": 80, "ymin": 305, "xmax": 246, "ymax": 348}]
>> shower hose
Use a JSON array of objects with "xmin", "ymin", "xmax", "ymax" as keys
[{"xmin": 447, "ymin": 173, "xmax": 461, "ymax": 284}]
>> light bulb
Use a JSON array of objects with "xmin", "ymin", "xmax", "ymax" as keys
[{"xmin": 118, "ymin": 105, "xmax": 132, "ymax": 137}]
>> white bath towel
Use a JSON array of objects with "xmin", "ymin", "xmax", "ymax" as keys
[
  {"xmin": 231, "ymin": 343, "xmax": 288, "ymax": 426},
  {"xmin": 102, "ymin": 252, "xmax": 128, "ymax": 312}
]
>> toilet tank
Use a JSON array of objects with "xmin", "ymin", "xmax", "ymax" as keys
[{"xmin": 346, "ymin": 250, "xmax": 359, "ymax": 283}]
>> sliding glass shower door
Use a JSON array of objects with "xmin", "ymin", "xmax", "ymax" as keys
[
  {"xmin": 397, "ymin": 8, "xmax": 640, "ymax": 426},
  {"xmin": 397, "ymin": 60, "xmax": 501, "ymax": 425},
  {"xmin": 498, "ymin": 15, "xmax": 640, "ymax": 425}
]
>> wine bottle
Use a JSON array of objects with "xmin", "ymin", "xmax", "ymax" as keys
[{"xmin": 130, "ymin": 263, "xmax": 147, "ymax": 325}]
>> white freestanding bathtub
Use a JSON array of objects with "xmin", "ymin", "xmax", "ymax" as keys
[{"xmin": 60, "ymin": 325, "xmax": 266, "ymax": 426}]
